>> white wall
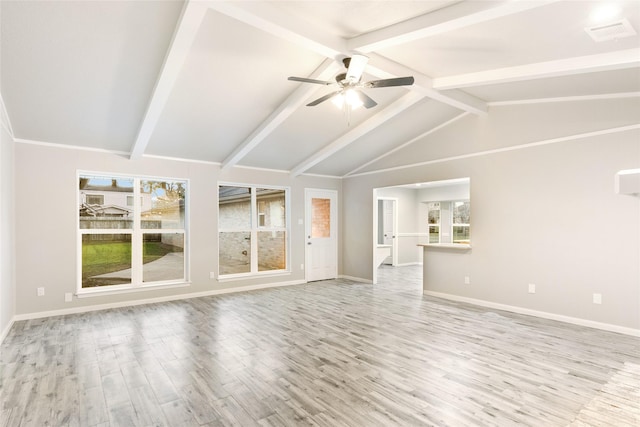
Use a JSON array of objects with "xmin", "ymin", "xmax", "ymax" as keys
[
  {"xmin": 13, "ymin": 143, "xmax": 341, "ymax": 316},
  {"xmin": 343, "ymin": 99, "xmax": 640, "ymax": 332},
  {"xmin": 0, "ymin": 124, "xmax": 16, "ymax": 339}
]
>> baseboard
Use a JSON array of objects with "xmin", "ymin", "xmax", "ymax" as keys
[
  {"xmin": 339, "ymin": 275, "xmax": 372, "ymax": 284},
  {"xmin": 395, "ymin": 262, "xmax": 423, "ymax": 267},
  {"xmin": 13, "ymin": 280, "xmax": 307, "ymax": 322},
  {"xmin": 0, "ymin": 317, "xmax": 15, "ymax": 345},
  {"xmin": 424, "ymin": 290, "xmax": 640, "ymax": 337}
]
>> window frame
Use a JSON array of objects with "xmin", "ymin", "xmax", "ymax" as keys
[
  {"xmin": 217, "ymin": 182, "xmax": 291, "ymax": 280},
  {"xmin": 451, "ymin": 200, "xmax": 470, "ymax": 244},
  {"xmin": 77, "ymin": 171, "xmax": 190, "ymax": 297},
  {"xmin": 427, "ymin": 202, "xmax": 441, "ymax": 244}
]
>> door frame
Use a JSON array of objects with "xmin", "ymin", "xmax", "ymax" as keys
[
  {"xmin": 305, "ymin": 188, "xmax": 338, "ymax": 282},
  {"xmin": 373, "ymin": 192, "xmax": 398, "ymax": 284}
]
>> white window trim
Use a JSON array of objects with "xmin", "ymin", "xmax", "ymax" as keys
[
  {"xmin": 77, "ymin": 171, "xmax": 190, "ymax": 296},
  {"xmin": 217, "ymin": 182, "xmax": 291, "ymax": 279},
  {"xmin": 427, "ymin": 202, "xmax": 441, "ymax": 244},
  {"xmin": 451, "ymin": 200, "xmax": 471, "ymax": 244}
]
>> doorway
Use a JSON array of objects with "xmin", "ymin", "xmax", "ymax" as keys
[{"xmin": 305, "ymin": 189, "xmax": 338, "ymax": 282}]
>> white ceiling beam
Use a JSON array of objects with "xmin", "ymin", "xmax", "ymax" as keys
[
  {"xmin": 221, "ymin": 59, "xmax": 340, "ymax": 170},
  {"xmin": 348, "ymin": 0, "xmax": 559, "ymax": 53},
  {"xmin": 366, "ymin": 53, "xmax": 487, "ymax": 115},
  {"xmin": 206, "ymin": 1, "xmax": 346, "ymax": 59},
  {"xmin": 433, "ymin": 48, "xmax": 640, "ymax": 90},
  {"xmin": 290, "ymin": 91, "xmax": 426, "ymax": 177},
  {"xmin": 130, "ymin": 0, "xmax": 208, "ymax": 160}
]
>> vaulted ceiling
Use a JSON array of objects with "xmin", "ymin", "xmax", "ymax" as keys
[{"xmin": 2, "ymin": 1, "xmax": 639, "ymax": 177}]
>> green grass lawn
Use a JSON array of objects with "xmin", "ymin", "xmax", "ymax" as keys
[{"xmin": 82, "ymin": 240, "xmax": 174, "ymax": 279}]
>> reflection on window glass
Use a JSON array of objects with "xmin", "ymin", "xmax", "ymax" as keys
[
  {"xmin": 81, "ymin": 234, "xmax": 132, "ymax": 288},
  {"xmin": 219, "ymin": 231, "xmax": 251, "ymax": 275},
  {"xmin": 311, "ymin": 198, "xmax": 330, "ymax": 238},
  {"xmin": 142, "ymin": 233, "xmax": 184, "ymax": 282},
  {"xmin": 79, "ymin": 176, "xmax": 134, "ymax": 229},
  {"xmin": 140, "ymin": 180, "xmax": 186, "ymax": 229},
  {"xmin": 258, "ymin": 231, "xmax": 286, "ymax": 271}
]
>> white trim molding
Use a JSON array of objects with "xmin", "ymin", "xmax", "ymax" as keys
[
  {"xmin": 424, "ymin": 290, "xmax": 640, "ymax": 337},
  {"xmin": 346, "ymin": 123, "xmax": 640, "ymax": 178},
  {"xmin": 13, "ymin": 280, "xmax": 307, "ymax": 322},
  {"xmin": 0, "ymin": 92, "xmax": 15, "ymax": 139},
  {"xmin": 0, "ymin": 318, "xmax": 15, "ymax": 345}
]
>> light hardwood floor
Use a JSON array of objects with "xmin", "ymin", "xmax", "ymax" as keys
[{"xmin": 1, "ymin": 265, "xmax": 639, "ymax": 426}]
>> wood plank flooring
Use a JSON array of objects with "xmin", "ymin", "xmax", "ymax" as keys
[{"xmin": 1, "ymin": 265, "xmax": 639, "ymax": 426}]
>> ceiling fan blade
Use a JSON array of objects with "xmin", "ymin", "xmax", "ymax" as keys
[
  {"xmin": 288, "ymin": 76, "xmax": 333, "ymax": 85},
  {"xmin": 306, "ymin": 91, "xmax": 342, "ymax": 107},
  {"xmin": 366, "ymin": 76, "xmax": 415, "ymax": 88},
  {"xmin": 346, "ymin": 54, "xmax": 368, "ymax": 82},
  {"xmin": 353, "ymin": 90, "xmax": 377, "ymax": 109}
]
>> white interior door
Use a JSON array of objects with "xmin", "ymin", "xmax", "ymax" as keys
[
  {"xmin": 305, "ymin": 189, "xmax": 337, "ymax": 282},
  {"xmin": 379, "ymin": 198, "xmax": 398, "ymax": 266}
]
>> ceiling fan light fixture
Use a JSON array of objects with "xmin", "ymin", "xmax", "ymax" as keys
[{"xmin": 332, "ymin": 89, "xmax": 363, "ymax": 110}]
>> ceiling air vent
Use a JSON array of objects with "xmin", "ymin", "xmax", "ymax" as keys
[{"xmin": 585, "ymin": 18, "xmax": 636, "ymax": 42}]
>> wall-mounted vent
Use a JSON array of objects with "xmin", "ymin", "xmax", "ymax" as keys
[{"xmin": 585, "ymin": 19, "xmax": 637, "ymax": 42}]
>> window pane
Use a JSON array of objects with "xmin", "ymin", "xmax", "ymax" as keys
[
  {"xmin": 258, "ymin": 231, "xmax": 286, "ymax": 271},
  {"xmin": 453, "ymin": 226, "xmax": 470, "ymax": 243},
  {"xmin": 453, "ymin": 201, "xmax": 470, "ymax": 224},
  {"xmin": 79, "ymin": 175, "xmax": 134, "ymax": 229},
  {"xmin": 429, "ymin": 226, "xmax": 440, "ymax": 243},
  {"xmin": 256, "ymin": 189, "xmax": 285, "ymax": 228},
  {"xmin": 219, "ymin": 186, "xmax": 251, "ymax": 229},
  {"xmin": 142, "ymin": 233, "xmax": 184, "ymax": 283},
  {"xmin": 427, "ymin": 202, "xmax": 440, "ymax": 225},
  {"xmin": 311, "ymin": 198, "xmax": 330, "ymax": 238},
  {"xmin": 141, "ymin": 180, "xmax": 186, "ymax": 229},
  {"xmin": 82, "ymin": 234, "xmax": 132, "ymax": 288},
  {"xmin": 219, "ymin": 232, "xmax": 251, "ymax": 275}
]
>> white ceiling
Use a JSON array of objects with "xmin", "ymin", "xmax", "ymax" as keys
[{"xmin": 2, "ymin": 0, "xmax": 639, "ymax": 177}]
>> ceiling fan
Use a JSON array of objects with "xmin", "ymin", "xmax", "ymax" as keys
[{"xmin": 288, "ymin": 54, "xmax": 415, "ymax": 109}]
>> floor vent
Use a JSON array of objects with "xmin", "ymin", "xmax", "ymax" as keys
[{"xmin": 585, "ymin": 18, "xmax": 637, "ymax": 42}]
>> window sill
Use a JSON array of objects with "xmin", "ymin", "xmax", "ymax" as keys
[
  {"xmin": 76, "ymin": 281, "xmax": 191, "ymax": 298},
  {"xmin": 217, "ymin": 270, "xmax": 291, "ymax": 283},
  {"xmin": 417, "ymin": 243, "xmax": 471, "ymax": 249}
]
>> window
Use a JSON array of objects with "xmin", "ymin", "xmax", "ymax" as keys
[
  {"xmin": 452, "ymin": 200, "xmax": 470, "ymax": 244},
  {"xmin": 427, "ymin": 202, "xmax": 440, "ymax": 243},
  {"xmin": 78, "ymin": 173, "xmax": 187, "ymax": 292},
  {"xmin": 85, "ymin": 194, "xmax": 104, "ymax": 205},
  {"xmin": 218, "ymin": 184, "xmax": 288, "ymax": 277}
]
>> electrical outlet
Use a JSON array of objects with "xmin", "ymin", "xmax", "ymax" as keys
[
  {"xmin": 528, "ymin": 283, "xmax": 536, "ymax": 294},
  {"xmin": 209, "ymin": 272, "xmax": 215, "ymax": 279},
  {"xmin": 464, "ymin": 276, "xmax": 470, "ymax": 285},
  {"xmin": 593, "ymin": 293, "xmax": 602, "ymax": 304},
  {"xmin": 37, "ymin": 287, "xmax": 45, "ymax": 296},
  {"xmin": 300, "ymin": 264, "xmax": 304, "ymax": 270},
  {"xmin": 64, "ymin": 293, "xmax": 72, "ymax": 302}
]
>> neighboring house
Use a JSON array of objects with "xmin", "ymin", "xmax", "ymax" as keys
[{"xmin": 79, "ymin": 179, "xmax": 152, "ymax": 218}]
